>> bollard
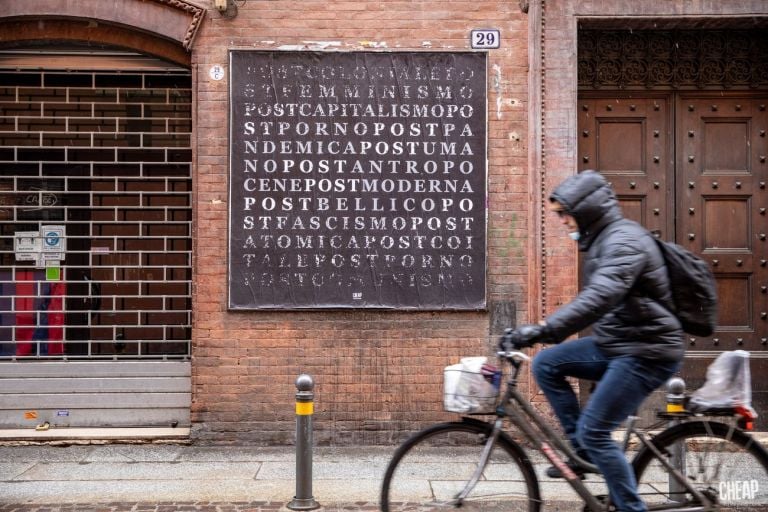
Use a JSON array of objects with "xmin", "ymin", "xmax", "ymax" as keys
[
  {"xmin": 666, "ymin": 377, "xmax": 686, "ymax": 413},
  {"xmin": 287, "ymin": 374, "xmax": 320, "ymax": 511},
  {"xmin": 666, "ymin": 377, "xmax": 687, "ymax": 503}
]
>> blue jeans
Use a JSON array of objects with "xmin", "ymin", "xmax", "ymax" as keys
[{"xmin": 532, "ymin": 337, "xmax": 680, "ymax": 512}]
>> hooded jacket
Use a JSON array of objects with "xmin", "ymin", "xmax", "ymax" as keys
[{"xmin": 545, "ymin": 170, "xmax": 684, "ymax": 362}]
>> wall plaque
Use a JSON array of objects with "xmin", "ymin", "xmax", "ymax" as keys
[{"xmin": 228, "ymin": 51, "xmax": 487, "ymax": 309}]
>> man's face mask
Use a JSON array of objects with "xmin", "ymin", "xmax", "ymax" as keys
[{"xmin": 552, "ymin": 204, "xmax": 579, "ymax": 240}]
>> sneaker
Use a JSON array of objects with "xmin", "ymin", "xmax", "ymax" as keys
[{"xmin": 545, "ymin": 459, "xmax": 594, "ymax": 479}]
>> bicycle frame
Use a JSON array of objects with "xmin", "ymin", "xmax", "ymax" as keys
[{"xmin": 455, "ymin": 352, "xmax": 718, "ymax": 512}]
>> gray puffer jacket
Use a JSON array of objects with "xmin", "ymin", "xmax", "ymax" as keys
[{"xmin": 545, "ymin": 170, "xmax": 684, "ymax": 362}]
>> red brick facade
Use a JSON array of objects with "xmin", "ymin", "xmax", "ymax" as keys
[
  {"xmin": 191, "ymin": 1, "xmax": 531, "ymax": 443},
  {"xmin": 1, "ymin": 0, "xmax": 766, "ymax": 444}
]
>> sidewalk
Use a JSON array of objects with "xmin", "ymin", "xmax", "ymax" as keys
[{"xmin": 0, "ymin": 442, "xmax": 590, "ymax": 511}]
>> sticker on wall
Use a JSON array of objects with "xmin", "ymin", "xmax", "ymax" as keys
[
  {"xmin": 41, "ymin": 225, "xmax": 65, "ymax": 260},
  {"xmin": 56, "ymin": 410, "xmax": 70, "ymax": 417},
  {"xmin": 24, "ymin": 411, "xmax": 38, "ymax": 420},
  {"xmin": 209, "ymin": 64, "xmax": 225, "ymax": 81},
  {"xmin": 45, "ymin": 266, "xmax": 61, "ymax": 281},
  {"xmin": 14, "ymin": 231, "xmax": 40, "ymax": 261}
]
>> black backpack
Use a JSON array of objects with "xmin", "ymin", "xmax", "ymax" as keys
[{"xmin": 654, "ymin": 238, "xmax": 718, "ymax": 337}]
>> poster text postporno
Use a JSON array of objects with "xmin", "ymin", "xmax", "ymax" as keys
[{"xmin": 228, "ymin": 51, "xmax": 487, "ymax": 309}]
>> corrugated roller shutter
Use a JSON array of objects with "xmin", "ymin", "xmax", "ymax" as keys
[{"xmin": 0, "ymin": 48, "xmax": 192, "ymax": 432}]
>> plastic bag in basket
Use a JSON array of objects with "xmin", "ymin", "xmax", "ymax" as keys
[
  {"xmin": 689, "ymin": 350, "xmax": 756, "ymax": 416},
  {"xmin": 444, "ymin": 356, "xmax": 501, "ymax": 414}
]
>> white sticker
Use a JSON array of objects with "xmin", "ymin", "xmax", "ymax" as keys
[
  {"xmin": 14, "ymin": 231, "xmax": 40, "ymax": 252},
  {"xmin": 209, "ymin": 65, "xmax": 225, "ymax": 81},
  {"xmin": 15, "ymin": 231, "xmax": 41, "ymax": 262}
]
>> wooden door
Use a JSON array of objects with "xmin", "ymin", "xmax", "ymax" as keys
[
  {"xmin": 578, "ymin": 91, "xmax": 768, "ymax": 424},
  {"xmin": 677, "ymin": 94, "xmax": 768, "ymax": 351},
  {"xmin": 579, "ymin": 92, "xmax": 767, "ymax": 351},
  {"xmin": 577, "ymin": 94, "xmax": 673, "ymax": 239}
]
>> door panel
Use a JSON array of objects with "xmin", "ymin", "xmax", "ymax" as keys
[
  {"xmin": 578, "ymin": 93, "xmax": 767, "ymax": 351},
  {"xmin": 578, "ymin": 95, "xmax": 673, "ymax": 236},
  {"xmin": 677, "ymin": 95, "xmax": 768, "ymax": 351},
  {"xmin": 578, "ymin": 91, "xmax": 768, "ymax": 427}
]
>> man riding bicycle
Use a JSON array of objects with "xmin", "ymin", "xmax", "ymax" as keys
[{"xmin": 502, "ymin": 170, "xmax": 684, "ymax": 512}]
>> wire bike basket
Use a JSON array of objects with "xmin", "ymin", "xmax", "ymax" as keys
[{"xmin": 443, "ymin": 356, "xmax": 501, "ymax": 415}]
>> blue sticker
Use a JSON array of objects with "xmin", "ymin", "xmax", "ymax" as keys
[{"xmin": 45, "ymin": 232, "xmax": 60, "ymax": 247}]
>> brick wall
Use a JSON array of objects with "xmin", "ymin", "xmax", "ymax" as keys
[
  {"xmin": 190, "ymin": 1, "xmax": 531, "ymax": 444},
  {"xmin": 3, "ymin": 0, "xmax": 766, "ymax": 444},
  {"xmin": 189, "ymin": 0, "xmax": 768, "ymax": 444}
]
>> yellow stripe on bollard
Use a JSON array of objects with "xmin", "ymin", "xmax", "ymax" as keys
[
  {"xmin": 296, "ymin": 401, "xmax": 314, "ymax": 416},
  {"xmin": 666, "ymin": 403, "xmax": 684, "ymax": 413}
]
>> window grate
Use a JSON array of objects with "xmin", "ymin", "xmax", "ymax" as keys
[{"xmin": 0, "ymin": 67, "xmax": 192, "ymax": 360}]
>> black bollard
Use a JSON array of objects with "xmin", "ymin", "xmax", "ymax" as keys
[{"xmin": 287, "ymin": 374, "xmax": 320, "ymax": 510}]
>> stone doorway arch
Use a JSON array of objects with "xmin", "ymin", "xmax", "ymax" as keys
[{"xmin": 0, "ymin": 0, "xmax": 204, "ymax": 66}]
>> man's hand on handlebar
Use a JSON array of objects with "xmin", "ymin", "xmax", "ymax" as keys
[{"xmin": 499, "ymin": 324, "xmax": 554, "ymax": 351}]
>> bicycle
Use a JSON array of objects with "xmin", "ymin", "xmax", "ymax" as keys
[{"xmin": 380, "ymin": 337, "xmax": 768, "ymax": 511}]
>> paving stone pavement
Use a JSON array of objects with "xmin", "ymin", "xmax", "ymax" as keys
[
  {"xmin": 0, "ymin": 503, "xmax": 294, "ymax": 511},
  {"xmin": 0, "ymin": 443, "xmax": 590, "ymax": 512},
  {"xmin": 0, "ymin": 503, "xmax": 406, "ymax": 512},
  {"xmin": 0, "ymin": 502, "xmax": 585, "ymax": 512}
]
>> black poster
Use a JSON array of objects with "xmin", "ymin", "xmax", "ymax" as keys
[{"xmin": 228, "ymin": 51, "xmax": 487, "ymax": 309}]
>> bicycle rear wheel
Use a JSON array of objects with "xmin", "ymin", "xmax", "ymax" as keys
[
  {"xmin": 632, "ymin": 420, "xmax": 768, "ymax": 511},
  {"xmin": 380, "ymin": 418, "xmax": 541, "ymax": 511}
]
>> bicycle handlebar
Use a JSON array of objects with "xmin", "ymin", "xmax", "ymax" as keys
[
  {"xmin": 496, "ymin": 350, "xmax": 531, "ymax": 363},
  {"xmin": 499, "ymin": 327, "xmax": 535, "ymax": 354}
]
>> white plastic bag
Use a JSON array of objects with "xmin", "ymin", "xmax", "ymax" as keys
[
  {"xmin": 689, "ymin": 350, "xmax": 755, "ymax": 414},
  {"xmin": 443, "ymin": 356, "xmax": 500, "ymax": 414}
]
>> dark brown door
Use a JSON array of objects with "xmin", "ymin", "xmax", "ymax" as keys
[
  {"xmin": 677, "ymin": 94, "xmax": 768, "ymax": 352},
  {"xmin": 578, "ymin": 91, "xmax": 768, "ymax": 422},
  {"xmin": 578, "ymin": 94, "xmax": 673, "ymax": 239},
  {"xmin": 579, "ymin": 92, "xmax": 767, "ymax": 348}
]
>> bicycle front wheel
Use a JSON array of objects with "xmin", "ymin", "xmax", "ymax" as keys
[
  {"xmin": 380, "ymin": 418, "xmax": 541, "ymax": 511},
  {"xmin": 633, "ymin": 420, "xmax": 768, "ymax": 511}
]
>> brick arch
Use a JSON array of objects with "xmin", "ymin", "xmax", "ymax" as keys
[{"xmin": 0, "ymin": 0, "xmax": 205, "ymax": 66}]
